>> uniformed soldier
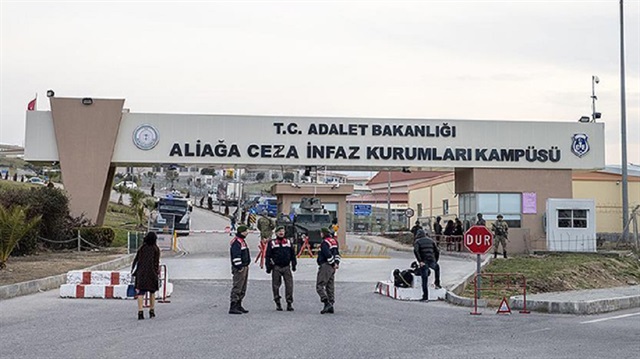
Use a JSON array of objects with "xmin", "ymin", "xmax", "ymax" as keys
[
  {"xmin": 491, "ymin": 214, "xmax": 509, "ymax": 258},
  {"xmin": 257, "ymin": 215, "xmax": 275, "ymax": 243},
  {"xmin": 229, "ymin": 225, "xmax": 251, "ymax": 314},
  {"xmin": 265, "ymin": 226, "xmax": 297, "ymax": 311},
  {"xmin": 316, "ymin": 227, "xmax": 341, "ymax": 314}
]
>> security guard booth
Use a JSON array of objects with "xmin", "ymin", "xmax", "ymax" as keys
[{"xmin": 271, "ymin": 183, "xmax": 354, "ymax": 247}]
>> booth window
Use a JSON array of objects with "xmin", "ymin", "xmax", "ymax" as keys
[
  {"xmin": 417, "ymin": 203, "xmax": 422, "ymax": 218},
  {"xmin": 459, "ymin": 192, "xmax": 522, "ymax": 228},
  {"xmin": 443, "ymin": 199, "xmax": 449, "ymax": 215},
  {"xmin": 558, "ymin": 209, "xmax": 588, "ymax": 228}
]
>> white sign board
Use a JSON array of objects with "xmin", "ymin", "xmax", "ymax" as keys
[{"xmin": 25, "ymin": 112, "xmax": 605, "ymax": 170}]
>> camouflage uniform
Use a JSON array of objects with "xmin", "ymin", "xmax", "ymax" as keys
[
  {"xmin": 491, "ymin": 217, "xmax": 509, "ymax": 258},
  {"xmin": 257, "ymin": 216, "xmax": 275, "ymax": 241}
]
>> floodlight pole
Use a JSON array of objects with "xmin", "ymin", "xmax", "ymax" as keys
[
  {"xmin": 591, "ymin": 76, "xmax": 598, "ymax": 122},
  {"xmin": 619, "ymin": 0, "xmax": 629, "ymax": 241},
  {"xmin": 387, "ymin": 171, "xmax": 391, "ymax": 232}
]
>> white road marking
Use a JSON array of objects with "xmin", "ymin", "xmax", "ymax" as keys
[{"xmin": 581, "ymin": 312, "xmax": 640, "ymax": 324}]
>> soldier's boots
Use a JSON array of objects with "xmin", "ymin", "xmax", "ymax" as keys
[
  {"xmin": 275, "ymin": 300, "xmax": 283, "ymax": 311},
  {"xmin": 286, "ymin": 303, "xmax": 294, "ymax": 311},
  {"xmin": 229, "ymin": 302, "xmax": 242, "ymax": 315},
  {"xmin": 503, "ymin": 251, "xmax": 508, "ymax": 259},
  {"xmin": 320, "ymin": 300, "xmax": 333, "ymax": 314},
  {"xmin": 237, "ymin": 300, "xmax": 249, "ymax": 313},
  {"xmin": 494, "ymin": 252, "xmax": 498, "ymax": 259}
]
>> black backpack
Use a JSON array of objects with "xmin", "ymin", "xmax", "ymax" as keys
[{"xmin": 393, "ymin": 269, "xmax": 414, "ymax": 288}]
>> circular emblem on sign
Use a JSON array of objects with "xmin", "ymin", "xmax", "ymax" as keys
[
  {"xmin": 132, "ymin": 124, "xmax": 159, "ymax": 150},
  {"xmin": 405, "ymin": 208, "xmax": 415, "ymax": 218}
]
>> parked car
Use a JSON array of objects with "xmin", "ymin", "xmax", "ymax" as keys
[
  {"xmin": 114, "ymin": 181, "xmax": 138, "ymax": 189},
  {"xmin": 28, "ymin": 177, "xmax": 46, "ymax": 185}
]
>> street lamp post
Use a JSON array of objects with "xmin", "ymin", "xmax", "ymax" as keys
[
  {"xmin": 619, "ymin": 0, "xmax": 629, "ymax": 241},
  {"xmin": 387, "ymin": 171, "xmax": 391, "ymax": 232},
  {"xmin": 591, "ymin": 75, "xmax": 601, "ymax": 122}
]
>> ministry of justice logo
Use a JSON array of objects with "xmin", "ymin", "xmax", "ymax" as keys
[
  {"xmin": 571, "ymin": 133, "xmax": 590, "ymax": 158},
  {"xmin": 132, "ymin": 124, "xmax": 159, "ymax": 150}
]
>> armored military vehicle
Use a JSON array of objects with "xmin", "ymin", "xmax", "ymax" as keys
[{"xmin": 277, "ymin": 197, "xmax": 333, "ymax": 246}]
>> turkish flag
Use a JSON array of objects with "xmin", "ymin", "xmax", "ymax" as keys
[{"xmin": 27, "ymin": 98, "xmax": 36, "ymax": 111}]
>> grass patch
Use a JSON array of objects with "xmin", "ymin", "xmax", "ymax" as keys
[
  {"xmin": 461, "ymin": 252, "xmax": 640, "ymax": 301},
  {"xmin": 103, "ymin": 203, "xmax": 142, "ymax": 247}
]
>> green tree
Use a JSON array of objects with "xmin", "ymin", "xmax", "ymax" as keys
[
  {"xmin": 166, "ymin": 170, "xmax": 179, "ymax": 188},
  {"xmin": 128, "ymin": 188, "xmax": 148, "ymax": 228},
  {"xmin": 200, "ymin": 168, "xmax": 217, "ymax": 176},
  {"xmin": 114, "ymin": 185, "xmax": 128, "ymax": 205},
  {"xmin": 283, "ymin": 172, "xmax": 295, "ymax": 182},
  {"xmin": 0, "ymin": 205, "xmax": 41, "ymax": 269}
]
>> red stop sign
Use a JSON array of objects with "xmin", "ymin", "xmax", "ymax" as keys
[{"xmin": 464, "ymin": 225, "xmax": 494, "ymax": 254}]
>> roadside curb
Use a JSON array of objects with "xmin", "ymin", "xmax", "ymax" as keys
[
  {"xmin": 510, "ymin": 287, "xmax": 640, "ymax": 315},
  {"xmin": 0, "ymin": 254, "xmax": 136, "ymax": 300}
]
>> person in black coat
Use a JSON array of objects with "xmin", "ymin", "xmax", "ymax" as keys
[
  {"xmin": 410, "ymin": 220, "xmax": 423, "ymax": 237},
  {"xmin": 229, "ymin": 225, "xmax": 251, "ymax": 314},
  {"xmin": 266, "ymin": 226, "xmax": 297, "ymax": 311},
  {"xmin": 413, "ymin": 229, "xmax": 441, "ymax": 301},
  {"xmin": 316, "ymin": 228, "xmax": 341, "ymax": 314},
  {"xmin": 132, "ymin": 232, "xmax": 160, "ymax": 320}
]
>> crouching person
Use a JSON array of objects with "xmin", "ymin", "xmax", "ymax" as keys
[
  {"xmin": 229, "ymin": 226, "xmax": 251, "ymax": 314},
  {"xmin": 265, "ymin": 226, "xmax": 297, "ymax": 311},
  {"xmin": 316, "ymin": 227, "xmax": 341, "ymax": 314}
]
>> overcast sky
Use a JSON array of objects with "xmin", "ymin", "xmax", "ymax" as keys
[{"xmin": 1, "ymin": 0, "xmax": 638, "ymax": 166}]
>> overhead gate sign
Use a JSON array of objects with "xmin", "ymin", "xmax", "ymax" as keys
[{"xmin": 25, "ymin": 111, "xmax": 605, "ymax": 171}]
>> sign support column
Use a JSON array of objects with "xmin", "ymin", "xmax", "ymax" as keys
[{"xmin": 464, "ymin": 225, "xmax": 494, "ymax": 300}]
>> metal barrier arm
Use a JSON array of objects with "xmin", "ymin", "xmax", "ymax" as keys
[{"xmin": 471, "ymin": 273, "xmax": 530, "ymax": 315}]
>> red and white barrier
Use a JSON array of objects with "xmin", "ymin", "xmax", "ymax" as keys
[
  {"xmin": 65, "ymin": 270, "xmax": 131, "ymax": 285},
  {"xmin": 188, "ymin": 229, "xmax": 257, "ymax": 234},
  {"xmin": 60, "ymin": 270, "xmax": 173, "ymax": 299}
]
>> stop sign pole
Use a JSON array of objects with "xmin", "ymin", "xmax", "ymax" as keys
[{"xmin": 464, "ymin": 226, "xmax": 494, "ymax": 299}]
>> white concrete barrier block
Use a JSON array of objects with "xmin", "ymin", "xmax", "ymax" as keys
[
  {"xmin": 84, "ymin": 285, "xmax": 106, "ymax": 298},
  {"xmin": 59, "ymin": 284, "xmax": 77, "ymax": 297},
  {"xmin": 113, "ymin": 285, "xmax": 129, "ymax": 299},
  {"xmin": 66, "ymin": 271, "xmax": 83, "ymax": 284}
]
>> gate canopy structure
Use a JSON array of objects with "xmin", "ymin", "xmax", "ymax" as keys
[{"xmin": 24, "ymin": 96, "xmax": 605, "ymax": 226}]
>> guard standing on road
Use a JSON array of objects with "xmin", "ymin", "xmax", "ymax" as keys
[
  {"xmin": 316, "ymin": 227, "xmax": 341, "ymax": 314},
  {"xmin": 229, "ymin": 225, "xmax": 251, "ymax": 314},
  {"xmin": 413, "ymin": 229, "xmax": 441, "ymax": 301},
  {"xmin": 492, "ymin": 214, "xmax": 509, "ymax": 258},
  {"xmin": 475, "ymin": 213, "xmax": 486, "ymax": 226},
  {"xmin": 265, "ymin": 226, "xmax": 297, "ymax": 311},
  {"xmin": 257, "ymin": 216, "xmax": 275, "ymax": 243}
]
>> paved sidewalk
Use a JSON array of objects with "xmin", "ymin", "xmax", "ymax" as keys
[{"xmin": 357, "ymin": 234, "xmax": 640, "ymax": 315}]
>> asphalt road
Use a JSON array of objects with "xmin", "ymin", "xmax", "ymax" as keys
[
  {"xmin": 1, "ymin": 281, "xmax": 639, "ymax": 359},
  {"xmin": 1, "ymin": 200, "xmax": 638, "ymax": 358}
]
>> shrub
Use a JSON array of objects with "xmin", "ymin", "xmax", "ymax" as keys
[
  {"xmin": 0, "ymin": 205, "xmax": 41, "ymax": 269},
  {"xmin": 0, "ymin": 185, "xmax": 90, "ymax": 254},
  {"xmin": 78, "ymin": 227, "xmax": 115, "ymax": 248}
]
